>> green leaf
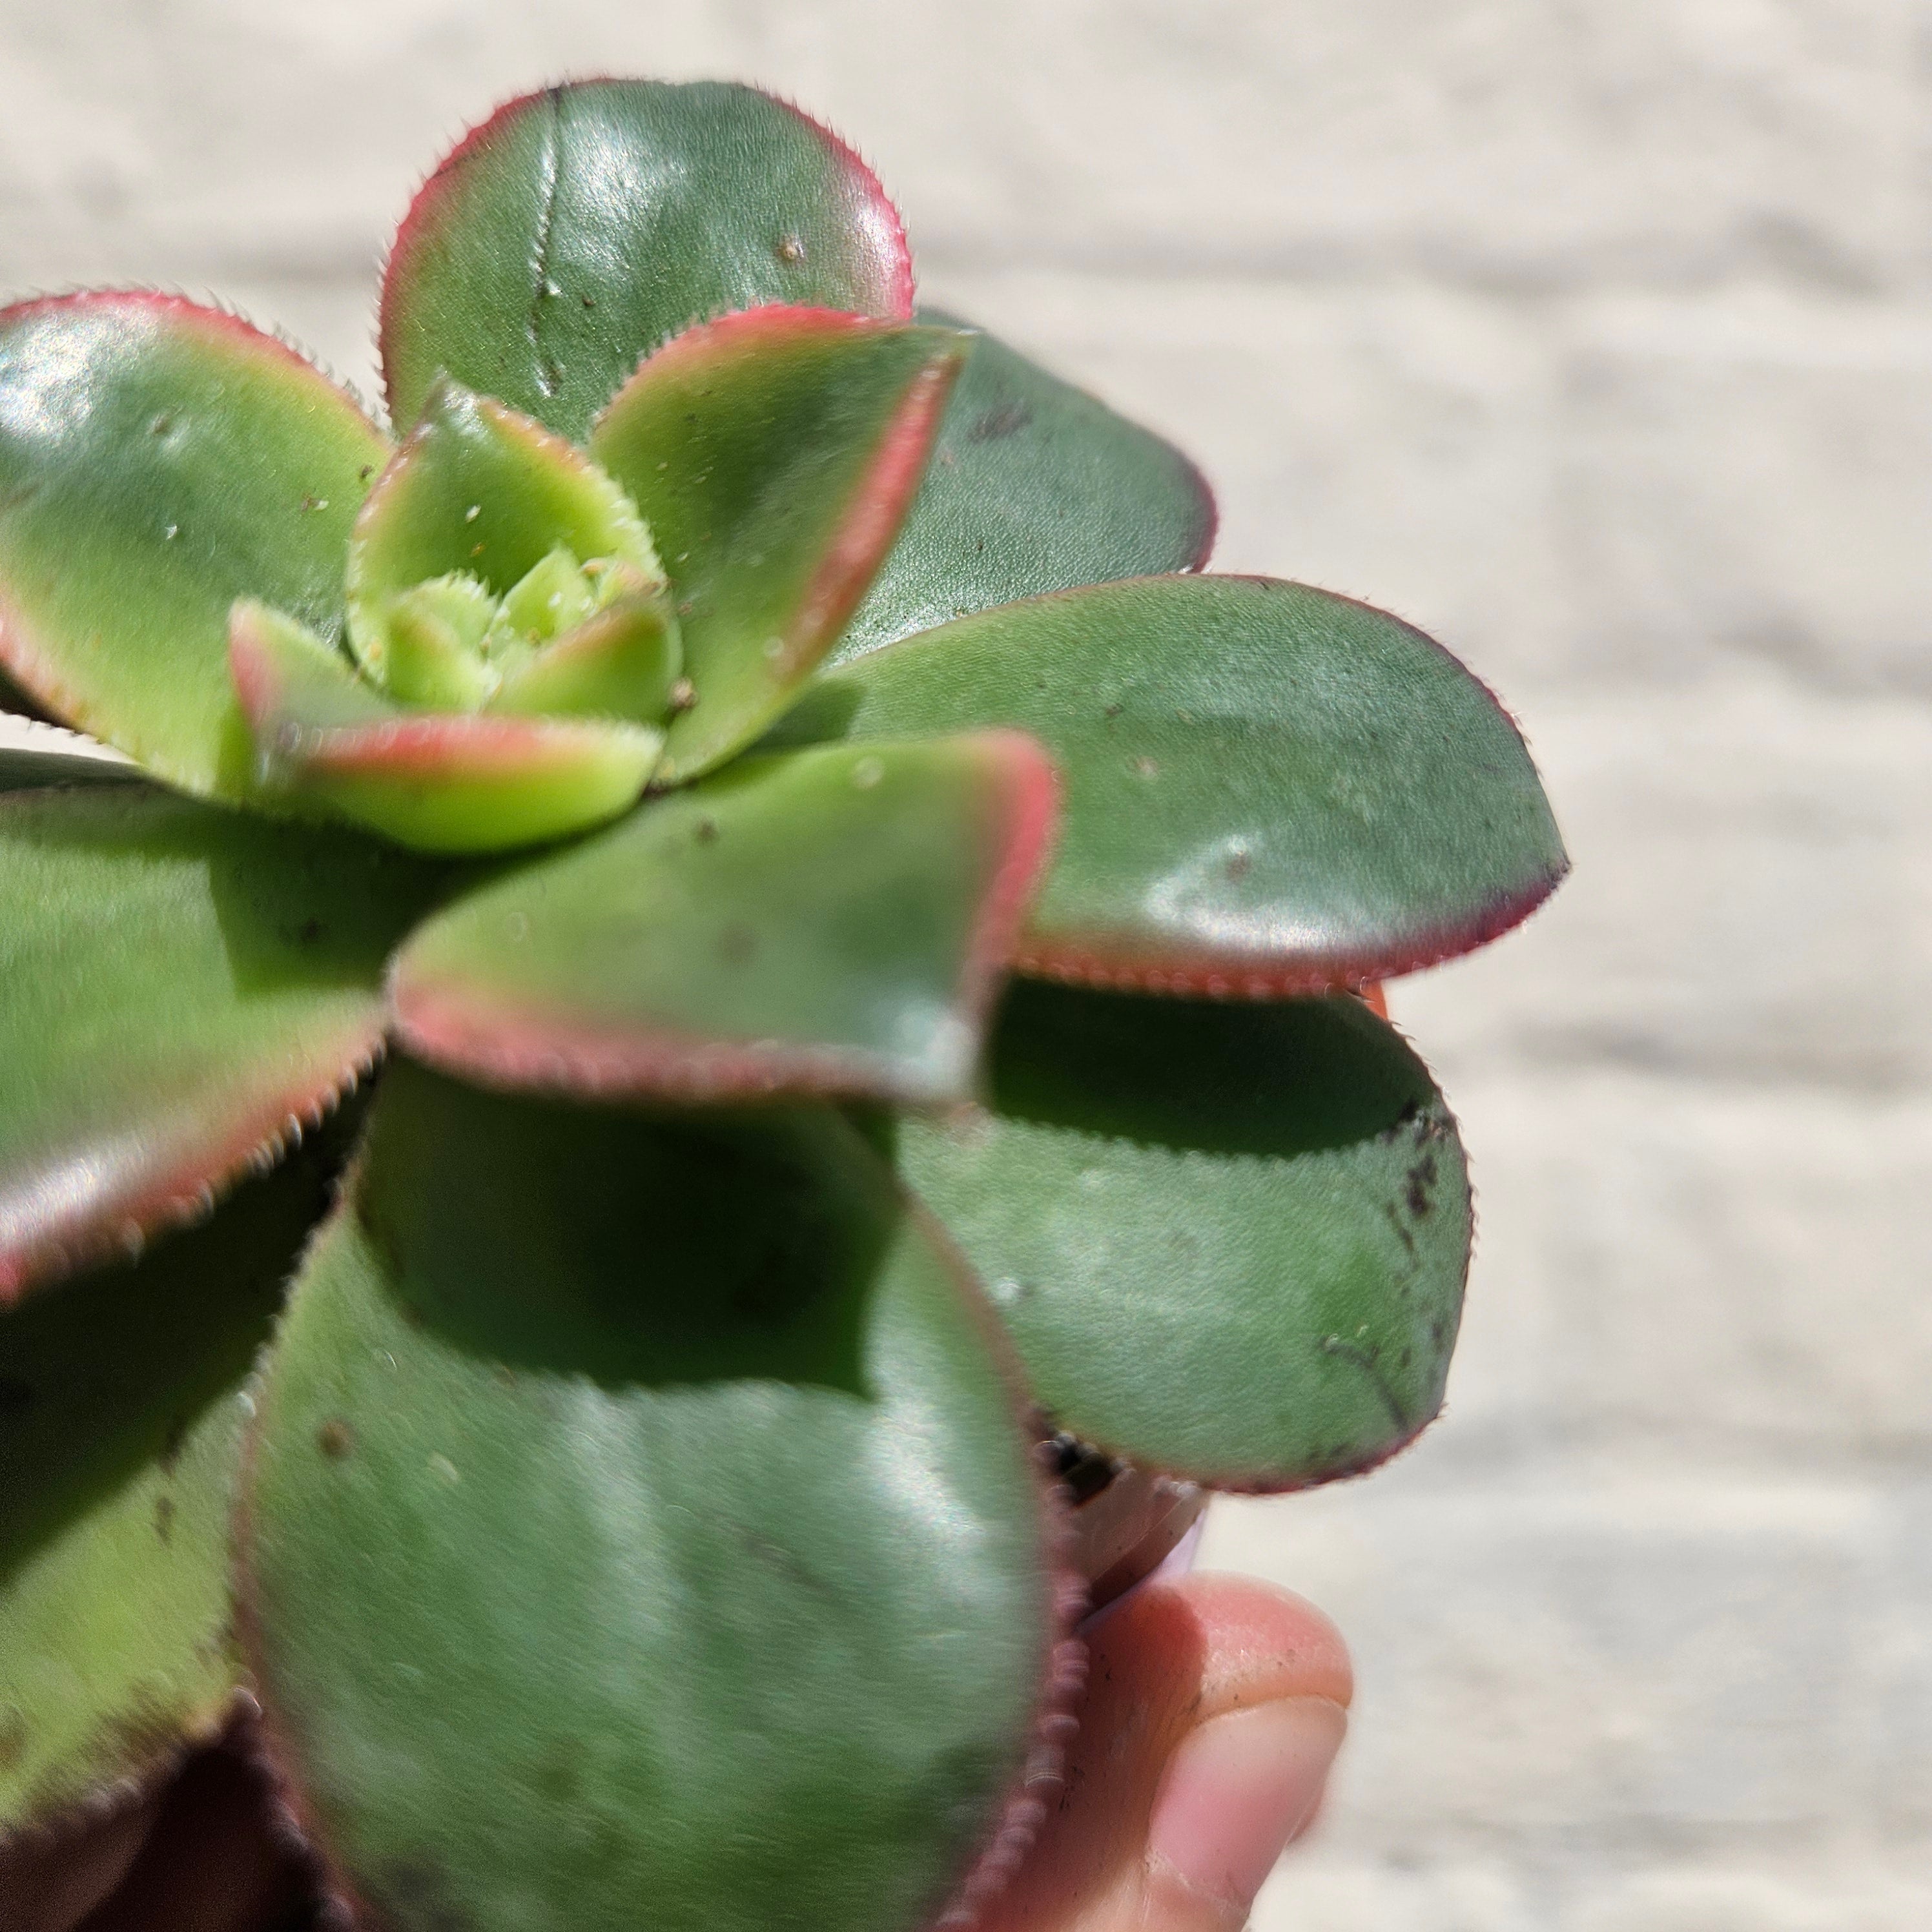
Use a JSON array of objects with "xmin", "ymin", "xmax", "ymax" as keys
[
  {"xmin": 591, "ymin": 309, "xmax": 967, "ymax": 782},
  {"xmin": 0, "ymin": 1147, "xmax": 333, "ymax": 1833},
  {"xmin": 380, "ymin": 80, "xmax": 915, "ymax": 443},
  {"xmin": 239, "ymin": 1068, "xmax": 1053, "ymax": 1932},
  {"xmin": 780, "ymin": 575, "xmax": 1568, "ymax": 990},
  {"xmin": 344, "ymin": 378, "xmax": 659, "ymax": 681},
  {"xmin": 897, "ymin": 984, "xmax": 1471, "ymax": 1486},
  {"xmin": 485, "ymin": 586, "xmax": 682, "ymax": 725},
  {"xmin": 0, "ymin": 293, "xmax": 388, "ymax": 800},
  {"xmin": 389, "ymin": 734, "xmax": 1055, "ymax": 1105},
  {"xmin": 230, "ymin": 601, "xmax": 662, "ymax": 854},
  {"xmin": 833, "ymin": 311, "xmax": 1216, "ymax": 665},
  {"xmin": 0, "ymin": 784, "xmax": 440, "ymax": 1304}
]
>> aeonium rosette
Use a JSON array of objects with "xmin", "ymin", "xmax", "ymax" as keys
[{"xmin": 0, "ymin": 78, "xmax": 1565, "ymax": 1932}]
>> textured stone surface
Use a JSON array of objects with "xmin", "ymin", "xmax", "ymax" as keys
[{"xmin": 0, "ymin": 3, "xmax": 1921, "ymax": 1924}]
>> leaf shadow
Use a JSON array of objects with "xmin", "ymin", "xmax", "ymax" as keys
[{"xmin": 359, "ymin": 1064, "xmax": 885, "ymax": 1401}]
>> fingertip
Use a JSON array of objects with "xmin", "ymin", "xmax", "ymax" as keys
[{"xmin": 1167, "ymin": 1570, "xmax": 1354, "ymax": 1718}]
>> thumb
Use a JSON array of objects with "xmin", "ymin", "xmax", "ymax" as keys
[{"xmin": 971, "ymin": 1572, "xmax": 1351, "ymax": 1932}]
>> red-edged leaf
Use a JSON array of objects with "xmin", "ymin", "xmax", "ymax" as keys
[
  {"xmin": 229, "ymin": 600, "xmax": 661, "ymax": 854},
  {"xmin": 235, "ymin": 1077, "xmax": 1056, "ymax": 1932},
  {"xmin": 591, "ymin": 307, "xmax": 966, "ymax": 782},
  {"xmin": 0, "ymin": 293, "xmax": 387, "ymax": 799},
  {"xmin": 380, "ymin": 80, "xmax": 914, "ymax": 442},
  {"xmin": 834, "ymin": 309, "xmax": 1218, "ymax": 664},
  {"xmin": 777, "ymin": 575, "xmax": 1568, "ymax": 992},
  {"xmin": 389, "ymin": 734, "xmax": 1056, "ymax": 1106},
  {"xmin": 0, "ymin": 785, "xmax": 440, "ymax": 1304}
]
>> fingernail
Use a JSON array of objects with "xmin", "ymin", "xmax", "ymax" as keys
[{"xmin": 1146, "ymin": 1696, "xmax": 1347, "ymax": 1914}]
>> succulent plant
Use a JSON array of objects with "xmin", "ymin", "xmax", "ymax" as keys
[{"xmin": 0, "ymin": 78, "xmax": 1565, "ymax": 1932}]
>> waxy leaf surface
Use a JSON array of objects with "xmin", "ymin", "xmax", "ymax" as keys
[
  {"xmin": 0, "ymin": 1149, "xmax": 333, "ymax": 1833},
  {"xmin": 231, "ymin": 601, "xmax": 662, "ymax": 854},
  {"xmin": 783, "ymin": 575, "xmax": 1567, "ymax": 991},
  {"xmin": 240, "ymin": 1070, "xmax": 1053, "ymax": 1932},
  {"xmin": 593, "ymin": 309, "xmax": 965, "ymax": 781},
  {"xmin": 834, "ymin": 311, "xmax": 1216, "ymax": 664},
  {"xmin": 391, "ymin": 735, "xmax": 1055, "ymax": 1104},
  {"xmin": 0, "ymin": 786, "xmax": 438, "ymax": 1302},
  {"xmin": 382, "ymin": 80, "xmax": 914, "ymax": 443},
  {"xmin": 0, "ymin": 294, "xmax": 387, "ymax": 799},
  {"xmin": 899, "ymin": 985, "xmax": 1471, "ymax": 1486}
]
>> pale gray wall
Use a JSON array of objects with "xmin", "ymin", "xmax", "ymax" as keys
[{"xmin": 4, "ymin": 4, "xmax": 1926, "ymax": 1926}]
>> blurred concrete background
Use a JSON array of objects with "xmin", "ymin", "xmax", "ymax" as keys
[{"xmin": 3, "ymin": 3, "xmax": 1926, "ymax": 1925}]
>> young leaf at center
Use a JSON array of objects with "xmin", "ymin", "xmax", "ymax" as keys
[{"xmin": 591, "ymin": 308, "xmax": 968, "ymax": 782}]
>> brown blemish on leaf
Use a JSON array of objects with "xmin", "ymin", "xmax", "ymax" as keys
[
  {"xmin": 154, "ymin": 1492, "xmax": 176, "ymax": 1545},
  {"xmin": 1404, "ymin": 1153, "xmax": 1439, "ymax": 1220},
  {"xmin": 316, "ymin": 1419, "xmax": 355, "ymax": 1461}
]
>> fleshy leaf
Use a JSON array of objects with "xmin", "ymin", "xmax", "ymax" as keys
[
  {"xmin": 389, "ymin": 734, "xmax": 1056, "ymax": 1105},
  {"xmin": 0, "ymin": 293, "xmax": 387, "ymax": 799},
  {"xmin": 591, "ymin": 308, "xmax": 967, "ymax": 782},
  {"xmin": 230, "ymin": 601, "xmax": 661, "ymax": 854},
  {"xmin": 485, "ymin": 584, "xmax": 683, "ymax": 724},
  {"xmin": 238, "ymin": 1069, "xmax": 1054, "ymax": 1932},
  {"xmin": 381, "ymin": 80, "xmax": 915, "ymax": 442},
  {"xmin": 345, "ymin": 378, "xmax": 658, "ymax": 681},
  {"xmin": 0, "ymin": 783, "xmax": 440, "ymax": 1304},
  {"xmin": 0, "ymin": 1146, "xmax": 333, "ymax": 1835},
  {"xmin": 833, "ymin": 309, "xmax": 1216, "ymax": 665},
  {"xmin": 898, "ymin": 984, "xmax": 1472, "ymax": 1488},
  {"xmin": 779, "ymin": 575, "xmax": 1568, "ymax": 991}
]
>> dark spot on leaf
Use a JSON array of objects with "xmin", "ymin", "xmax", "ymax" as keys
[
  {"xmin": 1404, "ymin": 1156, "xmax": 1438, "ymax": 1219},
  {"xmin": 300, "ymin": 495, "xmax": 326, "ymax": 513},
  {"xmin": 718, "ymin": 923, "xmax": 756, "ymax": 965},
  {"xmin": 1103, "ymin": 703, "xmax": 1122, "ymax": 721},
  {"xmin": 1226, "ymin": 849, "xmax": 1252, "ymax": 880},
  {"xmin": 581, "ymin": 293, "xmax": 596, "ymax": 309},
  {"xmin": 154, "ymin": 1492, "xmax": 175, "ymax": 1545},
  {"xmin": 1382, "ymin": 1200, "xmax": 1417, "ymax": 1257},
  {"xmin": 776, "ymin": 233, "xmax": 807, "ymax": 264},
  {"xmin": 157, "ymin": 1416, "xmax": 188, "ymax": 1476},
  {"xmin": 694, "ymin": 816, "xmax": 719, "ymax": 845},
  {"xmin": 359, "ymin": 464, "xmax": 375, "ymax": 480},
  {"xmin": 297, "ymin": 916, "xmax": 325, "ymax": 945},
  {"xmin": 1319, "ymin": 1335, "xmax": 1409, "ymax": 1432},
  {"xmin": 967, "ymin": 402, "xmax": 1033, "ymax": 443},
  {"xmin": 317, "ymin": 1418, "xmax": 355, "ymax": 1461}
]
